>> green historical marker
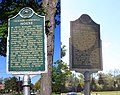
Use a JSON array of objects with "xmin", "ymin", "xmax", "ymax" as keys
[{"xmin": 7, "ymin": 7, "xmax": 47, "ymax": 74}]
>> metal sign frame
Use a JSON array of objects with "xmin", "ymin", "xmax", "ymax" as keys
[{"xmin": 7, "ymin": 7, "xmax": 47, "ymax": 75}]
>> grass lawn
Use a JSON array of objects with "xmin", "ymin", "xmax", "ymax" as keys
[
  {"xmin": 92, "ymin": 91, "xmax": 120, "ymax": 95},
  {"xmin": 61, "ymin": 91, "xmax": 120, "ymax": 95}
]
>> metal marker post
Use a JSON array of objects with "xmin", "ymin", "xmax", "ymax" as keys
[
  {"xmin": 84, "ymin": 71, "xmax": 91, "ymax": 95},
  {"xmin": 23, "ymin": 74, "xmax": 31, "ymax": 95}
]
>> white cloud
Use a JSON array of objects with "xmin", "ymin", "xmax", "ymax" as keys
[{"xmin": 102, "ymin": 41, "xmax": 111, "ymax": 49}]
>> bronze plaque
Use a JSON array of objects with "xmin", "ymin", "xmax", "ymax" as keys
[{"xmin": 69, "ymin": 14, "xmax": 102, "ymax": 72}]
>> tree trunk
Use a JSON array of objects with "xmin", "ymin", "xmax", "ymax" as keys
[{"xmin": 40, "ymin": 0, "xmax": 58, "ymax": 95}]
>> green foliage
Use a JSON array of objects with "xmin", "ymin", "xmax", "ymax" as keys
[
  {"xmin": 91, "ymin": 76, "xmax": 103, "ymax": 91},
  {"xmin": 95, "ymin": 84, "xmax": 103, "ymax": 91},
  {"xmin": 52, "ymin": 60, "xmax": 72, "ymax": 93},
  {"xmin": 66, "ymin": 73, "xmax": 79, "ymax": 91},
  {"xmin": 98, "ymin": 73, "xmax": 105, "ymax": 85},
  {"xmin": 34, "ymin": 45, "xmax": 71, "ymax": 93},
  {"xmin": 0, "ymin": 0, "xmax": 44, "ymax": 57},
  {"xmin": 91, "ymin": 77, "xmax": 96, "ymax": 91},
  {"xmin": 0, "ymin": 77, "xmax": 3, "ymax": 84},
  {"xmin": 34, "ymin": 62, "xmax": 69, "ymax": 93},
  {"xmin": 34, "ymin": 79, "xmax": 40, "ymax": 91},
  {"xmin": 90, "ymin": 72, "xmax": 120, "ymax": 91},
  {"xmin": 78, "ymin": 74, "xmax": 84, "ymax": 90},
  {"xmin": 98, "ymin": 73, "xmax": 114, "ymax": 91},
  {"xmin": 0, "ymin": 0, "xmax": 60, "ymax": 57},
  {"xmin": 4, "ymin": 78, "xmax": 10, "ymax": 92},
  {"xmin": 52, "ymin": 45, "xmax": 72, "ymax": 93},
  {"xmin": 55, "ymin": 0, "xmax": 60, "ymax": 27},
  {"xmin": 61, "ymin": 45, "xmax": 66, "ymax": 58},
  {"xmin": 65, "ymin": 73, "xmax": 84, "ymax": 92},
  {"xmin": 4, "ymin": 77, "xmax": 18, "ymax": 93},
  {"xmin": 115, "ymin": 75, "xmax": 120, "ymax": 90}
]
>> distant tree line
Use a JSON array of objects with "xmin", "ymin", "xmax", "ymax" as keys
[
  {"xmin": 91, "ymin": 72, "xmax": 120, "ymax": 91},
  {"xmin": 33, "ymin": 67, "xmax": 120, "ymax": 94},
  {"xmin": 0, "ymin": 76, "xmax": 34, "ymax": 94},
  {"xmin": 33, "ymin": 45, "xmax": 120, "ymax": 93},
  {"xmin": 1, "ymin": 70, "xmax": 120, "ymax": 94}
]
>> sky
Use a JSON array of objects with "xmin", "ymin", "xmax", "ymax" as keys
[
  {"xmin": 0, "ymin": 1, "xmax": 60, "ymax": 84},
  {"xmin": 61, "ymin": 0, "xmax": 120, "ymax": 73}
]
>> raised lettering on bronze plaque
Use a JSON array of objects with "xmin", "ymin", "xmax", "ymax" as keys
[{"xmin": 69, "ymin": 14, "xmax": 102, "ymax": 72}]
